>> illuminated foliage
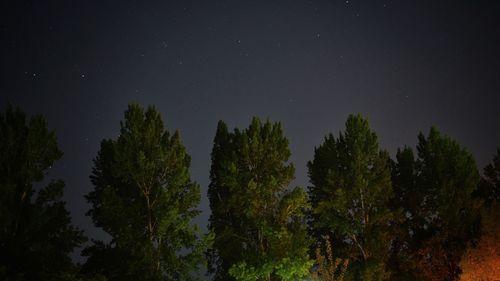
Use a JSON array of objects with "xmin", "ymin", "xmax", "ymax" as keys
[
  {"xmin": 84, "ymin": 103, "xmax": 206, "ymax": 281},
  {"xmin": 311, "ymin": 237, "xmax": 349, "ymax": 281},
  {"xmin": 459, "ymin": 203, "xmax": 500, "ymax": 281},
  {"xmin": 390, "ymin": 128, "xmax": 481, "ymax": 281},
  {"xmin": 308, "ymin": 114, "xmax": 396, "ymax": 281},
  {"xmin": 208, "ymin": 118, "xmax": 311, "ymax": 281},
  {"xmin": 460, "ymin": 150, "xmax": 500, "ymax": 281}
]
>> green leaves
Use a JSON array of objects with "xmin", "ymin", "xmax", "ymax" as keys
[
  {"xmin": 390, "ymin": 127, "xmax": 481, "ymax": 281},
  {"xmin": 274, "ymin": 257, "xmax": 313, "ymax": 281},
  {"xmin": 229, "ymin": 262, "xmax": 269, "ymax": 281},
  {"xmin": 308, "ymin": 114, "xmax": 394, "ymax": 281},
  {"xmin": 208, "ymin": 118, "xmax": 311, "ymax": 281},
  {"xmin": 2, "ymin": 104, "xmax": 492, "ymax": 281},
  {"xmin": 229, "ymin": 257, "xmax": 313, "ymax": 281},
  {"xmin": 84, "ymin": 103, "xmax": 204, "ymax": 281}
]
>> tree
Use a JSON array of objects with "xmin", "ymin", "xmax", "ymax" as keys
[
  {"xmin": 308, "ymin": 114, "xmax": 395, "ymax": 281},
  {"xmin": 83, "ymin": 103, "xmax": 205, "ymax": 281},
  {"xmin": 458, "ymin": 203, "xmax": 500, "ymax": 281},
  {"xmin": 311, "ymin": 237, "xmax": 349, "ymax": 281},
  {"xmin": 0, "ymin": 105, "xmax": 85, "ymax": 280},
  {"xmin": 387, "ymin": 147, "xmax": 420, "ymax": 281},
  {"xmin": 476, "ymin": 148, "xmax": 500, "ymax": 206},
  {"xmin": 458, "ymin": 149, "xmax": 500, "ymax": 281},
  {"xmin": 207, "ymin": 118, "xmax": 311, "ymax": 281},
  {"xmin": 391, "ymin": 127, "xmax": 480, "ymax": 281}
]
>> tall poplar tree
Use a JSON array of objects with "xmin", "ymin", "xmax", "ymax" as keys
[
  {"xmin": 0, "ymin": 105, "xmax": 85, "ymax": 280},
  {"xmin": 83, "ymin": 103, "xmax": 204, "ymax": 281},
  {"xmin": 308, "ymin": 114, "xmax": 395, "ymax": 281},
  {"xmin": 207, "ymin": 118, "xmax": 311, "ymax": 281},
  {"xmin": 391, "ymin": 128, "xmax": 480, "ymax": 281},
  {"xmin": 387, "ymin": 147, "xmax": 419, "ymax": 281}
]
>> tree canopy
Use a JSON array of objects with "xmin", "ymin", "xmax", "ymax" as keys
[
  {"xmin": 0, "ymin": 105, "xmax": 85, "ymax": 280},
  {"xmin": 208, "ymin": 118, "xmax": 311, "ymax": 281},
  {"xmin": 391, "ymin": 127, "xmax": 481, "ymax": 281},
  {"xmin": 83, "ymin": 103, "xmax": 205, "ymax": 281},
  {"xmin": 307, "ymin": 114, "xmax": 395, "ymax": 281},
  {"xmin": 477, "ymin": 149, "xmax": 500, "ymax": 206},
  {"xmin": 1, "ymin": 103, "xmax": 494, "ymax": 281}
]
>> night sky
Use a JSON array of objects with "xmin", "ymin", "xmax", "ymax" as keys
[{"xmin": 1, "ymin": 0, "xmax": 500, "ymax": 245}]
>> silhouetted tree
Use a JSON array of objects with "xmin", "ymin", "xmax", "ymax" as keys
[
  {"xmin": 458, "ymin": 203, "xmax": 500, "ymax": 281},
  {"xmin": 457, "ymin": 148, "xmax": 500, "ymax": 281},
  {"xmin": 308, "ymin": 114, "xmax": 396, "ymax": 281},
  {"xmin": 83, "ymin": 103, "xmax": 206, "ymax": 281},
  {"xmin": 391, "ymin": 127, "xmax": 480, "ymax": 281},
  {"xmin": 476, "ymin": 148, "xmax": 500, "ymax": 206},
  {"xmin": 206, "ymin": 121, "xmax": 236, "ymax": 281},
  {"xmin": 207, "ymin": 118, "xmax": 311, "ymax": 281},
  {"xmin": 0, "ymin": 105, "xmax": 85, "ymax": 280},
  {"xmin": 387, "ymin": 147, "xmax": 419, "ymax": 281}
]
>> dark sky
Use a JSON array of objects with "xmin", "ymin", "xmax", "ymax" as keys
[{"xmin": 1, "ymin": 0, "xmax": 500, "ymax": 244}]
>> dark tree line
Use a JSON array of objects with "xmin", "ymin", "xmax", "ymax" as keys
[
  {"xmin": 0, "ymin": 103, "xmax": 498, "ymax": 281},
  {"xmin": 0, "ymin": 105, "xmax": 86, "ymax": 281}
]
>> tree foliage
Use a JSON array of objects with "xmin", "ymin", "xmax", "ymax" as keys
[
  {"xmin": 458, "ymin": 203, "xmax": 500, "ymax": 281},
  {"xmin": 458, "ymin": 149, "xmax": 500, "ymax": 281},
  {"xmin": 390, "ymin": 127, "xmax": 481, "ymax": 281},
  {"xmin": 308, "ymin": 114, "xmax": 395, "ymax": 281},
  {"xmin": 311, "ymin": 237, "xmax": 349, "ymax": 281},
  {"xmin": 476, "ymin": 149, "xmax": 500, "ymax": 206},
  {"xmin": 2, "ymin": 103, "xmax": 493, "ymax": 281},
  {"xmin": 83, "ymin": 103, "xmax": 205, "ymax": 281},
  {"xmin": 0, "ymin": 105, "xmax": 85, "ymax": 280},
  {"xmin": 207, "ymin": 118, "xmax": 311, "ymax": 281}
]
